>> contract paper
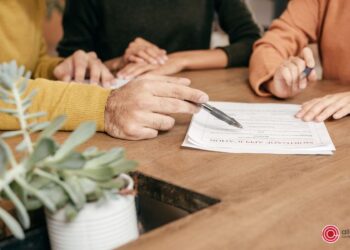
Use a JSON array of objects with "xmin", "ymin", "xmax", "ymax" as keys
[{"xmin": 183, "ymin": 102, "xmax": 335, "ymax": 155}]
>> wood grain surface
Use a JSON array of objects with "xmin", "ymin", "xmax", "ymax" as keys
[{"xmin": 40, "ymin": 69, "xmax": 350, "ymax": 249}]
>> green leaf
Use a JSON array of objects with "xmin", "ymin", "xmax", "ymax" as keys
[
  {"xmin": 49, "ymin": 152, "xmax": 86, "ymax": 169},
  {"xmin": 75, "ymin": 167, "xmax": 115, "ymax": 182},
  {"xmin": 108, "ymin": 159, "xmax": 138, "ymax": 175},
  {"xmin": 1, "ymin": 131, "xmax": 23, "ymax": 139},
  {"xmin": 15, "ymin": 176, "xmax": 56, "ymax": 212},
  {"xmin": 28, "ymin": 122, "xmax": 50, "ymax": 133},
  {"xmin": 15, "ymin": 140, "xmax": 27, "ymax": 152},
  {"xmin": 0, "ymin": 108, "xmax": 17, "ymax": 114},
  {"xmin": 0, "ymin": 149, "xmax": 7, "ymax": 177},
  {"xmin": 26, "ymin": 138, "xmax": 56, "ymax": 169},
  {"xmin": 21, "ymin": 89, "xmax": 38, "ymax": 105},
  {"xmin": 0, "ymin": 206, "xmax": 24, "ymax": 240},
  {"xmin": 84, "ymin": 148, "xmax": 124, "ymax": 168},
  {"xmin": 18, "ymin": 72, "xmax": 31, "ymax": 95},
  {"xmin": 24, "ymin": 112, "xmax": 46, "ymax": 121},
  {"xmin": 0, "ymin": 138, "xmax": 17, "ymax": 166},
  {"xmin": 3, "ymin": 185, "xmax": 30, "ymax": 229},
  {"xmin": 38, "ymin": 115, "xmax": 66, "ymax": 140},
  {"xmin": 53, "ymin": 122, "xmax": 96, "ymax": 161},
  {"xmin": 40, "ymin": 183, "xmax": 69, "ymax": 210},
  {"xmin": 98, "ymin": 177, "xmax": 125, "ymax": 190},
  {"xmin": 63, "ymin": 203, "xmax": 78, "ymax": 221},
  {"xmin": 34, "ymin": 169, "xmax": 83, "ymax": 209},
  {"xmin": 82, "ymin": 147, "xmax": 100, "ymax": 158}
]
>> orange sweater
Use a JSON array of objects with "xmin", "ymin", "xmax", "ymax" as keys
[{"xmin": 249, "ymin": 0, "xmax": 350, "ymax": 96}]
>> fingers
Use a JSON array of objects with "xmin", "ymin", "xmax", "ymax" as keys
[
  {"xmin": 117, "ymin": 63, "xmax": 158, "ymax": 79},
  {"xmin": 137, "ymin": 74, "xmax": 191, "ymax": 86},
  {"xmin": 333, "ymin": 105, "xmax": 350, "ymax": 119},
  {"xmin": 296, "ymin": 93, "xmax": 350, "ymax": 122},
  {"xmin": 301, "ymin": 47, "xmax": 316, "ymax": 68},
  {"xmin": 149, "ymin": 82, "xmax": 209, "ymax": 104},
  {"xmin": 72, "ymin": 50, "xmax": 89, "ymax": 83},
  {"xmin": 101, "ymin": 67, "xmax": 115, "ymax": 88},
  {"xmin": 88, "ymin": 59, "xmax": 102, "ymax": 85},
  {"xmin": 136, "ymin": 112, "xmax": 175, "ymax": 131},
  {"xmin": 125, "ymin": 37, "xmax": 167, "ymax": 65},
  {"xmin": 53, "ymin": 58, "xmax": 73, "ymax": 82},
  {"xmin": 148, "ymin": 97, "xmax": 201, "ymax": 114}
]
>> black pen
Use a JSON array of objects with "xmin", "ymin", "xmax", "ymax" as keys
[
  {"xmin": 300, "ymin": 66, "xmax": 314, "ymax": 79},
  {"xmin": 201, "ymin": 103, "xmax": 243, "ymax": 128}
]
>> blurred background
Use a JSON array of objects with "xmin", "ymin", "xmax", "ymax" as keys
[{"xmin": 43, "ymin": 0, "xmax": 289, "ymax": 55}]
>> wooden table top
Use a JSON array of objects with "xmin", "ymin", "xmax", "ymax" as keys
[{"xmin": 63, "ymin": 68, "xmax": 350, "ymax": 250}]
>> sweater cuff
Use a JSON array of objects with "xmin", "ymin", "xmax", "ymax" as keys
[{"xmin": 218, "ymin": 39, "xmax": 255, "ymax": 67}]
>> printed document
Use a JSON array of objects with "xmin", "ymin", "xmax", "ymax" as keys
[{"xmin": 182, "ymin": 102, "xmax": 335, "ymax": 155}]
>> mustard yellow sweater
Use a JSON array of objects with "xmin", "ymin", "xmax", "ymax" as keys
[{"xmin": 0, "ymin": 0, "xmax": 110, "ymax": 131}]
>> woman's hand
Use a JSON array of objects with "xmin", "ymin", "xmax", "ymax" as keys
[
  {"xmin": 267, "ymin": 47, "xmax": 317, "ymax": 98},
  {"xmin": 124, "ymin": 37, "xmax": 168, "ymax": 65},
  {"xmin": 117, "ymin": 54, "xmax": 187, "ymax": 80},
  {"xmin": 296, "ymin": 92, "xmax": 350, "ymax": 122},
  {"xmin": 54, "ymin": 50, "xmax": 114, "ymax": 88}
]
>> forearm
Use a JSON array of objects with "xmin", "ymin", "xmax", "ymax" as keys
[
  {"xmin": 172, "ymin": 49, "xmax": 228, "ymax": 70},
  {"xmin": 0, "ymin": 78, "xmax": 110, "ymax": 131}
]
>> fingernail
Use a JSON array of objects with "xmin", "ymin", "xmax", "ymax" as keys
[{"xmin": 198, "ymin": 94, "xmax": 209, "ymax": 103}]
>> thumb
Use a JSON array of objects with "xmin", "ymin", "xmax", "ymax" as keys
[{"xmin": 301, "ymin": 47, "xmax": 315, "ymax": 68}]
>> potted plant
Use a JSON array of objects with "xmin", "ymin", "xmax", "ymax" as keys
[{"xmin": 0, "ymin": 61, "xmax": 139, "ymax": 249}]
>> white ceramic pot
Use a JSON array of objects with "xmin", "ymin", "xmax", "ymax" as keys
[{"xmin": 45, "ymin": 174, "xmax": 139, "ymax": 250}]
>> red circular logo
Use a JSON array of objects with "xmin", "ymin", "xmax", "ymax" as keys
[{"xmin": 322, "ymin": 225, "xmax": 340, "ymax": 243}]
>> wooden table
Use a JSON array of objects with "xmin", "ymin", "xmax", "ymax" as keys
[{"xmin": 64, "ymin": 68, "xmax": 350, "ymax": 249}]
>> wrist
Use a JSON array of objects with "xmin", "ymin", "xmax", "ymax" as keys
[{"xmin": 169, "ymin": 52, "xmax": 190, "ymax": 70}]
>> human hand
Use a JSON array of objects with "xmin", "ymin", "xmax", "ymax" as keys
[
  {"xmin": 104, "ymin": 74, "xmax": 209, "ymax": 140},
  {"xmin": 53, "ymin": 50, "xmax": 114, "ymax": 88},
  {"xmin": 295, "ymin": 91, "xmax": 350, "ymax": 122},
  {"xmin": 117, "ymin": 55, "xmax": 187, "ymax": 80},
  {"xmin": 124, "ymin": 37, "xmax": 167, "ymax": 65},
  {"xmin": 267, "ymin": 47, "xmax": 317, "ymax": 98}
]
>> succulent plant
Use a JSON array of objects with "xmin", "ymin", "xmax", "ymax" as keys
[{"xmin": 0, "ymin": 61, "xmax": 137, "ymax": 239}]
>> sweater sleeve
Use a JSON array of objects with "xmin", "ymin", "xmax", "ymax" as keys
[
  {"xmin": 249, "ymin": 0, "xmax": 321, "ymax": 96},
  {"xmin": 215, "ymin": 0, "xmax": 261, "ymax": 67},
  {"xmin": 33, "ymin": 37, "xmax": 64, "ymax": 80},
  {"xmin": 0, "ymin": 79, "xmax": 110, "ymax": 131},
  {"xmin": 57, "ymin": 0, "xmax": 99, "ymax": 57}
]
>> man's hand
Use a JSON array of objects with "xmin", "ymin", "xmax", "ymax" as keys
[
  {"xmin": 104, "ymin": 75, "xmax": 209, "ymax": 140},
  {"xmin": 54, "ymin": 50, "xmax": 114, "ymax": 87},
  {"xmin": 267, "ymin": 47, "xmax": 317, "ymax": 98}
]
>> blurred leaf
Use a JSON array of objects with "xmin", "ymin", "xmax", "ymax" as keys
[
  {"xmin": 53, "ymin": 122, "xmax": 96, "ymax": 161},
  {"xmin": 75, "ymin": 167, "xmax": 115, "ymax": 182},
  {"xmin": 21, "ymin": 90, "xmax": 38, "ymax": 106},
  {"xmin": 1, "ymin": 131, "xmax": 23, "ymax": 139},
  {"xmin": 24, "ymin": 112, "xmax": 46, "ymax": 121},
  {"xmin": 26, "ymin": 138, "xmax": 56, "ymax": 169},
  {"xmin": 108, "ymin": 159, "xmax": 138, "ymax": 175},
  {"xmin": 40, "ymin": 183, "xmax": 69, "ymax": 209},
  {"xmin": 98, "ymin": 178, "xmax": 125, "ymax": 190},
  {"xmin": 0, "ymin": 142, "xmax": 8, "ymax": 174},
  {"xmin": 0, "ymin": 206, "xmax": 24, "ymax": 240},
  {"xmin": 0, "ymin": 108, "xmax": 17, "ymax": 114},
  {"xmin": 84, "ymin": 148, "xmax": 124, "ymax": 168},
  {"xmin": 28, "ymin": 122, "xmax": 50, "ymax": 133},
  {"xmin": 15, "ymin": 140, "xmax": 27, "ymax": 152},
  {"xmin": 0, "ymin": 138, "xmax": 16, "ymax": 166},
  {"xmin": 65, "ymin": 175, "xmax": 86, "ymax": 207},
  {"xmin": 63, "ymin": 203, "xmax": 78, "ymax": 221},
  {"xmin": 18, "ymin": 72, "xmax": 31, "ymax": 95},
  {"xmin": 3, "ymin": 185, "xmax": 30, "ymax": 229},
  {"xmin": 34, "ymin": 169, "xmax": 83, "ymax": 209},
  {"xmin": 15, "ymin": 177, "xmax": 56, "ymax": 212},
  {"xmin": 38, "ymin": 115, "xmax": 66, "ymax": 140},
  {"xmin": 50, "ymin": 152, "xmax": 85, "ymax": 169},
  {"xmin": 82, "ymin": 146, "xmax": 100, "ymax": 158}
]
